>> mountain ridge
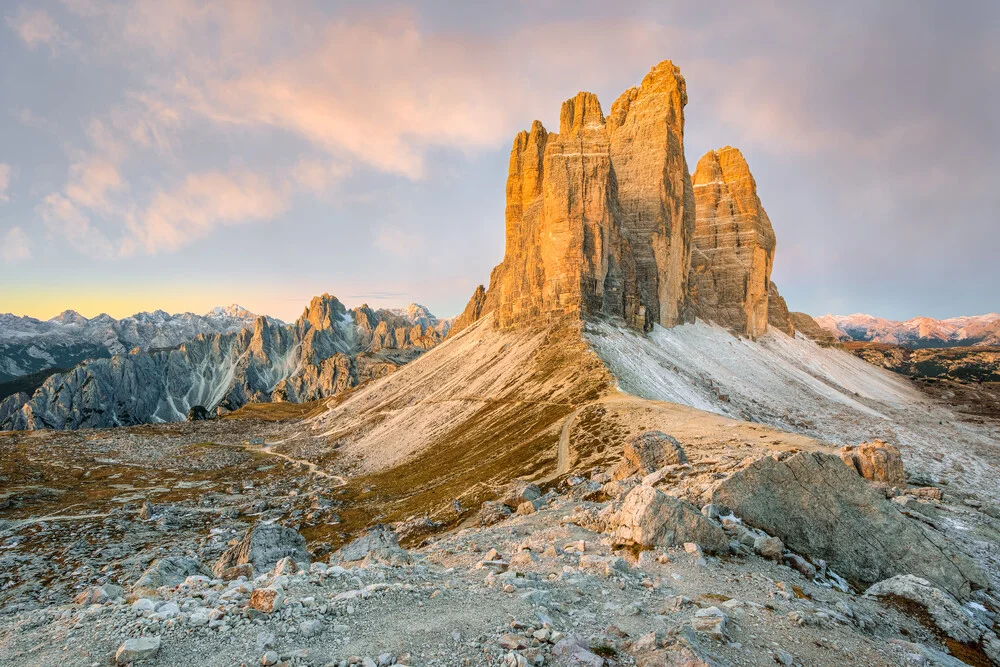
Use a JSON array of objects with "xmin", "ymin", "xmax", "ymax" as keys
[
  {"xmin": 1, "ymin": 295, "xmax": 451, "ymax": 430},
  {"xmin": 816, "ymin": 312, "xmax": 1000, "ymax": 348}
]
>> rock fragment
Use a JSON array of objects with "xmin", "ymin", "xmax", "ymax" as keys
[
  {"xmin": 838, "ymin": 439, "xmax": 906, "ymax": 487},
  {"xmin": 115, "ymin": 637, "xmax": 161, "ymax": 664},
  {"xmin": 612, "ymin": 485, "xmax": 728, "ymax": 554},
  {"xmin": 212, "ymin": 523, "xmax": 309, "ymax": 578},
  {"xmin": 337, "ymin": 525, "xmax": 410, "ymax": 566}
]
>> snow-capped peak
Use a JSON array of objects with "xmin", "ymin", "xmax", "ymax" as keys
[{"xmin": 207, "ymin": 304, "xmax": 254, "ymax": 319}]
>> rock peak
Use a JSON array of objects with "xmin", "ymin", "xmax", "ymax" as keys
[
  {"xmin": 301, "ymin": 294, "xmax": 348, "ymax": 331},
  {"xmin": 463, "ymin": 59, "xmax": 695, "ymax": 332},
  {"xmin": 559, "ymin": 91, "xmax": 605, "ymax": 135},
  {"xmin": 688, "ymin": 146, "xmax": 777, "ymax": 338}
]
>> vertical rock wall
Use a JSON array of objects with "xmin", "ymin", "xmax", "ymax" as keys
[
  {"xmin": 688, "ymin": 147, "xmax": 777, "ymax": 339},
  {"xmin": 481, "ymin": 60, "xmax": 695, "ymax": 332}
]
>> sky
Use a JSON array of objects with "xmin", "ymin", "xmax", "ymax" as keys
[{"xmin": 1, "ymin": 0, "xmax": 997, "ymax": 323}]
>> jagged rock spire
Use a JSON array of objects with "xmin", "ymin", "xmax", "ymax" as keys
[
  {"xmin": 460, "ymin": 60, "xmax": 695, "ymax": 334},
  {"xmin": 688, "ymin": 146, "xmax": 777, "ymax": 339}
]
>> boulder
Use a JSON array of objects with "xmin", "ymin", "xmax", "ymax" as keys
[
  {"xmin": 501, "ymin": 480, "xmax": 541, "ymax": 509},
  {"xmin": 134, "ymin": 557, "xmax": 210, "ymax": 591},
  {"xmin": 753, "ymin": 535, "xmax": 784, "ymax": 561},
  {"xmin": 212, "ymin": 523, "xmax": 309, "ymax": 578},
  {"xmin": 612, "ymin": 485, "xmax": 729, "ymax": 554},
  {"xmin": 115, "ymin": 637, "xmax": 161, "ymax": 664},
  {"xmin": 711, "ymin": 452, "xmax": 987, "ymax": 599},
  {"xmin": 628, "ymin": 629, "xmax": 723, "ymax": 667},
  {"xmin": 73, "ymin": 584, "xmax": 123, "ymax": 605},
  {"xmin": 613, "ymin": 431, "xmax": 687, "ymax": 480},
  {"xmin": 338, "ymin": 525, "xmax": 411, "ymax": 565},
  {"xmin": 865, "ymin": 575, "xmax": 984, "ymax": 646},
  {"xmin": 838, "ymin": 440, "xmax": 906, "ymax": 487},
  {"xmin": 249, "ymin": 586, "xmax": 285, "ymax": 613},
  {"xmin": 481, "ymin": 501, "xmax": 513, "ymax": 526},
  {"xmin": 186, "ymin": 405, "xmax": 210, "ymax": 422}
]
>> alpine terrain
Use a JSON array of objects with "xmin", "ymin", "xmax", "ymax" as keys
[{"xmin": 1, "ymin": 60, "xmax": 998, "ymax": 667}]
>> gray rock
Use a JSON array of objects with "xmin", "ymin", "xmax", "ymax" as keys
[
  {"xmin": 338, "ymin": 525, "xmax": 410, "ymax": 565},
  {"xmin": 213, "ymin": 523, "xmax": 309, "ymax": 577},
  {"xmin": 711, "ymin": 452, "xmax": 987, "ymax": 599},
  {"xmin": 502, "ymin": 480, "xmax": 541, "ymax": 509},
  {"xmin": 612, "ymin": 485, "xmax": 729, "ymax": 554},
  {"xmin": 480, "ymin": 501, "xmax": 513, "ymax": 526},
  {"xmin": 628, "ymin": 628, "xmax": 724, "ymax": 667},
  {"xmin": 134, "ymin": 557, "xmax": 210, "ymax": 591},
  {"xmin": 186, "ymin": 405, "xmax": 210, "ymax": 421},
  {"xmin": 299, "ymin": 619, "xmax": 323, "ymax": 638},
  {"xmin": 613, "ymin": 430, "xmax": 687, "ymax": 480},
  {"xmin": 753, "ymin": 535, "xmax": 783, "ymax": 561},
  {"xmin": 115, "ymin": 636, "xmax": 161, "ymax": 664},
  {"xmin": 865, "ymin": 575, "xmax": 983, "ymax": 645}
]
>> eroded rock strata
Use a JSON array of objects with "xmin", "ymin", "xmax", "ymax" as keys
[
  {"xmin": 688, "ymin": 146, "xmax": 777, "ymax": 339},
  {"xmin": 468, "ymin": 60, "xmax": 695, "ymax": 333}
]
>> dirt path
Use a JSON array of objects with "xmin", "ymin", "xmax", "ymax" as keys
[
  {"xmin": 546, "ymin": 393, "xmax": 633, "ymax": 481},
  {"xmin": 259, "ymin": 442, "xmax": 347, "ymax": 485},
  {"xmin": 242, "ymin": 433, "xmax": 348, "ymax": 486}
]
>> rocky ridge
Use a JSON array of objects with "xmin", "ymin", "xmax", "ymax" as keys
[
  {"xmin": 816, "ymin": 313, "xmax": 1000, "ymax": 348},
  {"xmin": 0, "ymin": 305, "xmax": 274, "ymax": 384},
  {"xmin": 1, "ymin": 296, "xmax": 449, "ymax": 430}
]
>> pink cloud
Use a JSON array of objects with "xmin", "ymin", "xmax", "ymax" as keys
[
  {"xmin": 1, "ymin": 226, "xmax": 31, "ymax": 262},
  {"xmin": 131, "ymin": 171, "xmax": 287, "ymax": 253},
  {"xmin": 5, "ymin": 7, "xmax": 71, "ymax": 51}
]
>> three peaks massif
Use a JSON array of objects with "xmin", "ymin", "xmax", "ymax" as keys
[{"xmin": 2, "ymin": 60, "xmax": 804, "ymax": 432}]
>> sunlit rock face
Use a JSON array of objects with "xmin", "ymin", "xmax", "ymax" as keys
[
  {"xmin": 476, "ymin": 60, "xmax": 695, "ymax": 332},
  {"xmin": 688, "ymin": 146, "xmax": 776, "ymax": 339},
  {"xmin": 767, "ymin": 282, "xmax": 796, "ymax": 337}
]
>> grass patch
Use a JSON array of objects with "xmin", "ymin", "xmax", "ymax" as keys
[{"xmin": 222, "ymin": 399, "xmax": 330, "ymax": 422}]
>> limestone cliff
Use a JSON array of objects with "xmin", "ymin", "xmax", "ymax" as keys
[
  {"xmin": 688, "ymin": 146, "xmax": 776, "ymax": 338},
  {"xmin": 767, "ymin": 282, "xmax": 796, "ymax": 337},
  {"xmin": 472, "ymin": 60, "xmax": 695, "ymax": 332}
]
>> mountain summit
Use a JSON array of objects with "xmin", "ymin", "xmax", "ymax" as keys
[{"xmin": 453, "ymin": 61, "xmax": 786, "ymax": 341}]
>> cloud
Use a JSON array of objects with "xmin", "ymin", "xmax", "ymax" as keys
[
  {"xmin": 374, "ymin": 225, "xmax": 425, "ymax": 259},
  {"xmin": 6, "ymin": 7, "xmax": 74, "ymax": 52},
  {"xmin": 1, "ymin": 226, "xmax": 31, "ymax": 262},
  {"xmin": 291, "ymin": 159, "xmax": 349, "ymax": 195},
  {"xmin": 0, "ymin": 164, "xmax": 9, "ymax": 202},
  {"xmin": 17, "ymin": 108, "xmax": 49, "ymax": 129},
  {"xmin": 128, "ymin": 171, "xmax": 288, "ymax": 254},
  {"xmin": 38, "ymin": 193, "xmax": 116, "ymax": 258}
]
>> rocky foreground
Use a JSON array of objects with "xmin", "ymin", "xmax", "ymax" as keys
[{"xmin": 1, "ymin": 422, "xmax": 998, "ymax": 667}]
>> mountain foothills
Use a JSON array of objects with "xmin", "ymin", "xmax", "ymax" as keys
[
  {"xmin": 817, "ymin": 313, "xmax": 1000, "ymax": 348},
  {"xmin": 0, "ymin": 305, "xmax": 272, "ymax": 385},
  {"xmin": 0, "ymin": 298, "xmax": 449, "ymax": 430},
  {"xmin": 1, "ymin": 60, "xmax": 999, "ymax": 667}
]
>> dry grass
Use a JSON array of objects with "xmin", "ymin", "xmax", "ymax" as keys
[{"xmin": 222, "ymin": 399, "xmax": 331, "ymax": 422}]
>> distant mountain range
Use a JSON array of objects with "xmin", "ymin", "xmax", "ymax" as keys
[
  {"xmin": 0, "ymin": 295, "xmax": 451, "ymax": 430},
  {"xmin": 0, "ymin": 304, "xmax": 279, "ymax": 384},
  {"xmin": 815, "ymin": 313, "xmax": 1000, "ymax": 348}
]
